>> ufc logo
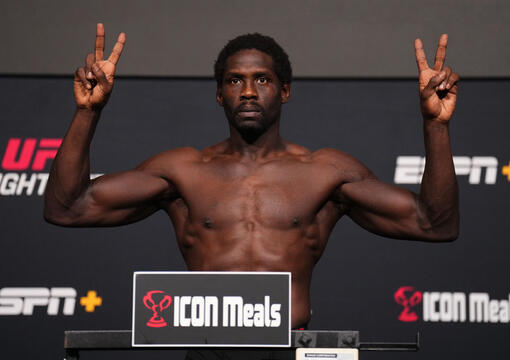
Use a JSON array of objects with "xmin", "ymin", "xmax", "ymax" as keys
[
  {"xmin": 394, "ymin": 156, "xmax": 498, "ymax": 184},
  {"xmin": 0, "ymin": 287, "xmax": 76, "ymax": 316},
  {"xmin": 1, "ymin": 138, "xmax": 62, "ymax": 171}
]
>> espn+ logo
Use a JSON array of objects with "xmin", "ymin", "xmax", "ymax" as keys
[
  {"xmin": 0, "ymin": 138, "xmax": 101, "ymax": 196},
  {"xmin": 394, "ymin": 286, "xmax": 510, "ymax": 324},
  {"xmin": 394, "ymin": 156, "xmax": 510, "ymax": 184},
  {"xmin": 0, "ymin": 287, "xmax": 102, "ymax": 316},
  {"xmin": 143, "ymin": 290, "xmax": 282, "ymax": 328}
]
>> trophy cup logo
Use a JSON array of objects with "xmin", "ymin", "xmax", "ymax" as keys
[
  {"xmin": 143, "ymin": 290, "xmax": 173, "ymax": 328},
  {"xmin": 394, "ymin": 286, "xmax": 422, "ymax": 322}
]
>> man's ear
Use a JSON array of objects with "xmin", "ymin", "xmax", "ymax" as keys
[
  {"xmin": 216, "ymin": 87, "xmax": 224, "ymax": 106},
  {"xmin": 281, "ymin": 83, "xmax": 291, "ymax": 104}
]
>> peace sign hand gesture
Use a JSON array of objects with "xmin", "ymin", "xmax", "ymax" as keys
[
  {"xmin": 74, "ymin": 23, "xmax": 126, "ymax": 110},
  {"xmin": 415, "ymin": 34, "xmax": 459, "ymax": 124}
]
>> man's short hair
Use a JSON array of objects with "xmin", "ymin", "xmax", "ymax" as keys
[{"xmin": 214, "ymin": 33, "xmax": 292, "ymax": 86}]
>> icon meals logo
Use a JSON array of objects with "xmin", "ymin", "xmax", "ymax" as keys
[
  {"xmin": 394, "ymin": 286, "xmax": 510, "ymax": 324},
  {"xmin": 142, "ymin": 290, "xmax": 282, "ymax": 328},
  {"xmin": 143, "ymin": 290, "xmax": 173, "ymax": 327},
  {"xmin": 394, "ymin": 286, "xmax": 422, "ymax": 322}
]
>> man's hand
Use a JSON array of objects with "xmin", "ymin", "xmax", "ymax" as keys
[
  {"xmin": 415, "ymin": 34, "xmax": 459, "ymax": 123},
  {"xmin": 74, "ymin": 23, "xmax": 126, "ymax": 110}
]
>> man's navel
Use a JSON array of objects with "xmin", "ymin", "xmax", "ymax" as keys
[{"xmin": 203, "ymin": 217, "xmax": 213, "ymax": 229}]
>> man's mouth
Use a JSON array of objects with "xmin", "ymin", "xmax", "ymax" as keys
[
  {"xmin": 236, "ymin": 104, "xmax": 262, "ymax": 118},
  {"xmin": 237, "ymin": 103, "xmax": 262, "ymax": 111},
  {"xmin": 238, "ymin": 111, "xmax": 260, "ymax": 117}
]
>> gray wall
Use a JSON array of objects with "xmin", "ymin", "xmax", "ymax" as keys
[{"xmin": 1, "ymin": 0, "xmax": 509, "ymax": 77}]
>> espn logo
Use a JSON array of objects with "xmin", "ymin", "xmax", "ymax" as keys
[
  {"xmin": 0, "ymin": 287, "xmax": 76, "ymax": 316},
  {"xmin": 394, "ymin": 156, "xmax": 498, "ymax": 184}
]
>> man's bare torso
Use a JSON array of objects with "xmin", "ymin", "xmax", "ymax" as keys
[{"xmin": 147, "ymin": 140, "xmax": 356, "ymax": 328}]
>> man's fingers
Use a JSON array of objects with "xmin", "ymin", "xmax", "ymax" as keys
[
  {"xmin": 414, "ymin": 38, "xmax": 429, "ymax": 72},
  {"xmin": 107, "ymin": 32, "xmax": 126, "ymax": 65},
  {"xmin": 421, "ymin": 71, "xmax": 446, "ymax": 99},
  {"xmin": 85, "ymin": 53, "xmax": 95, "ymax": 67},
  {"xmin": 433, "ymin": 34, "xmax": 448, "ymax": 71},
  {"xmin": 95, "ymin": 23, "xmax": 105, "ymax": 61},
  {"xmin": 446, "ymin": 72, "xmax": 460, "ymax": 90},
  {"xmin": 75, "ymin": 67, "xmax": 91, "ymax": 89},
  {"xmin": 438, "ymin": 66, "xmax": 452, "ymax": 90},
  {"xmin": 85, "ymin": 53, "xmax": 95, "ymax": 79},
  {"xmin": 92, "ymin": 63, "xmax": 109, "ymax": 88}
]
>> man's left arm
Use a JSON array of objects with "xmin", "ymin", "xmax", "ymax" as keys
[{"xmin": 337, "ymin": 34, "xmax": 459, "ymax": 242}]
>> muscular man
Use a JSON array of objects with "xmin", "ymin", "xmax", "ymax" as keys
[{"xmin": 44, "ymin": 24, "xmax": 459, "ymax": 330}]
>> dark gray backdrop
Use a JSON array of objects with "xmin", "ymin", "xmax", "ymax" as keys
[{"xmin": 0, "ymin": 76, "xmax": 508, "ymax": 359}]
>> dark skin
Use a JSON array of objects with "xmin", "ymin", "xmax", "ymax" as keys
[{"xmin": 44, "ymin": 24, "xmax": 460, "ymax": 328}]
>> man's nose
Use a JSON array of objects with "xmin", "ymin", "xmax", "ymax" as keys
[{"xmin": 240, "ymin": 81, "xmax": 258, "ymax": 100}]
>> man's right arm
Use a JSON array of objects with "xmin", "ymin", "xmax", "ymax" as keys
[
  {"xmin": 44, "ymin": 24, "xmax": 174, "ymax": 227},
  {"xmin": 43, "ymin": 108, "xmax": 175, "ymax": 227}
]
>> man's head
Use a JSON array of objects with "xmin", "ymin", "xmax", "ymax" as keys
[
  {"xmin": 214, "ymin": 33, "xmax": 292, "ymax": 87},
  {"xmin": 215, "ymin": 34, "xmax": 292, "ymax": 142}
]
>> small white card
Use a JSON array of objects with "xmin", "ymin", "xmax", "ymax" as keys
[{"xmin": 296, "ymin": 348, "xmax": 358, "ymax": 360}]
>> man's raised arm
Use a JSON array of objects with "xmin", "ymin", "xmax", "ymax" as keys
[
  {"xmin": 44, "ymin": 24, "xmax": 173, "ymax": 227},
  {"xmin": 335, "ymin": 34, "xmax": 459, "ymax": 242}
]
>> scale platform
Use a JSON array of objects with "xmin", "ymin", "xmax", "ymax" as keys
[{"xmin": 64, "ymin": 329, "xmax": 419, "ymax": 359}]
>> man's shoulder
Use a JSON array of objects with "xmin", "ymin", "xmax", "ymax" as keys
[
  {"xmin": 312, "ymin": 148, "xmax": 360, "ymax": 165},
  {"xmin": 285, "ymin": 142, "xmax": 312, "ymax": 156},
  {"xmin": 311, "ymin": 148, "xmax": 375, "ymax": 180},
  {"xmin": 283, "ymin": 144, "xmax": 370, "ymax": 173},
  {"xmin": 136, "ymin": 147, "xmax": 202, "ymax": 172}
]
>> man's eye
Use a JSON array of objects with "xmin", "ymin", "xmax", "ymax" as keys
[
  {"xmin": 257, "ymin": 77, "xmax": 267, "ymax": 84},
  {"xmin": 231, "ymin": 78, "xmax": 240, "ymax": 84}
]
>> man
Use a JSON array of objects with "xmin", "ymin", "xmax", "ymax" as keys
[{"xmin": 44, "ymin": 24, "xmax": 459, "ymax": 331}]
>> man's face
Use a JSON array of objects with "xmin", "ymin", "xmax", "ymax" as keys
[{"xmin": 216, "ymin": 49, "xmax": 290, "ymax": 137}]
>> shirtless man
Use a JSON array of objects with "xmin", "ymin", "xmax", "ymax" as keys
[{"xmin": 44, "ymin": 24, "xmax": 459, "ymax": 330}]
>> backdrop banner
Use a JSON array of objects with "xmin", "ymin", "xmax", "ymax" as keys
[{"xmin": 0, "ymin": 76, "xmax": 508, "ymax": 360}]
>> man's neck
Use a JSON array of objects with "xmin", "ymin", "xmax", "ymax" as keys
[{"xmin": 227, "ymin": 122, "xmax": 286, "ymax": 159}]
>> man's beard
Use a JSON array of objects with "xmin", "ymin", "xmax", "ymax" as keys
[
  {"xmin": 228, "ymin": 102, "xmax": 271, "ymax": 143},
  {"xmin": 236, "ymin": 122, "xmax": 267, "ymax": 143}
]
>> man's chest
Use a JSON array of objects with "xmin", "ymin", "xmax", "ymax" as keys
[{"xmin": 167, "ymin": 160, "xmax": 342, "ymax": 228}]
